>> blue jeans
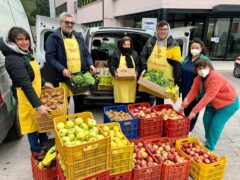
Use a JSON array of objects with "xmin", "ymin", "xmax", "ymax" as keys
[{"xmin": 27, "ymin": 131, "xmax": 48, "ymax": 153}]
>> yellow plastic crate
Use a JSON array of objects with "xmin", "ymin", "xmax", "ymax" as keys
[
  {"xmin": 54, "ymin": 112, "xmax": 111, "ymax": 180},
  {"xmin": 175, "ymin": 137, "xmax": 227, "ymax": 180},
  {"xmin": 98, "ymin": 122, "xmax": 134, "ymax": 175},
  {"xmin": 32, "ymin": 87, "xmax": 68, "ymax": 132}
]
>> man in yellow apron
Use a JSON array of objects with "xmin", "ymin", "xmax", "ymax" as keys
[
  {"xmin": 45, "ymin": 12, "xmax": 96, "ymax": 113},
  {"xmin": 139, "ymin": 20, "xmax": 182, "ymax": 104},
  {"xmin": 0, "ymin": 27, "xmax": 51, "ymax": 155},
  {"xmin": 108, "ymin": 36, "xmax": 139, "ymax": 103}
]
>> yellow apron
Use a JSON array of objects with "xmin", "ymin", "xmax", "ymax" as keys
[
  {"xmin": 16, "ymin": 60, "xmax": 41, "ymax": 134},
  {"xmin": 60, "ymin": 34, "xmax": 82, "ymax": 97},
  {"xmin": 139, "ymin": 42, "xmax": 173, "ymax": 96},
  {"xmin": 113, "ymin": 55, "xmax": 136, "ymax": 103}
]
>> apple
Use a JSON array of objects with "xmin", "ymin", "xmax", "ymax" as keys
[
  {"xmin": 57, "ymin": 122, "xmax": 65, "ymax": 130},
  {"xmin": 102, "ymin": 125, "xmax": 110, "ymax": 132},
  {"xmin": 67, "ymin": 133, "xmax": 75, "ymax": 141},
  {"xmin": 113, "ymin": 125, "xmax": 120, "ymax": 131},
  {"xmin": 88, "ymin": 137, "xmax": 97, "ymax": 142},
  {"xmin": 88, "ymin": 131, "xmax": 97, "ymax": 138},
  {"xmin": 81, "ymin": 123, "xmax": 89, "ymax": 130},
  {"xmin": 137, "ymin": 142, "xmax": 144, "ymax": 148},
  {"xmin": 59, "ymin": 128, "xmax": 67, "ymax": 137},
  {"xmin": 74, "ymin": 117, "xmax": 84, "ymax": 125},
  {"xmin": 67, "ymin": 128, "xmax": 75, "ymax": 135},
  {"xmin": 65, "ymin": 121, "xmax": 74, "ymax": 129},
  {"xmin": 90, "ymin": 126, "xmax": 99, "ymax": 134},
  {"xmin": 61, "ymin": 136, "xmax": 70, "ymax": 143},
  {"xmin": 115, "ymin": 131, "xmax": 124, "ymax": 139},
  {"xmin": 87, "ymin": 118, "xmax": 97, "ymax": 128},
  {"xmin": 76, "ymin": 131, "xmax": 86, "ymax": 140},
  {"xmin": 97, "ymin": 134, "xmax": 105, "ymax": 140}
]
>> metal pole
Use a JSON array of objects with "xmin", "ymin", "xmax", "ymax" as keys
[{"xmin": 49, "ymin": 0, "xmax": 56, "ymax": 18}]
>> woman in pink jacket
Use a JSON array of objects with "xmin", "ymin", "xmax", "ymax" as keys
[{"xmin": 180, "ymin": 59, "xmax": 239, "ymax": 151}]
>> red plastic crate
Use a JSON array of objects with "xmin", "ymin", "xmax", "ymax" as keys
[
  {"xmin": 31, "ymin": 155, "xmax": 57, "ymax": 180},
  {"xmin": 110, "ymin": 171, "xmax": 131, "ymax": 180},
  {"xmin": 169, "ymin": 136, "xmax": 188, "ymax": 146},
  {"xmin": 152, "ymin": 104, "xmax": 190, "ymax": 137},
  {"xmin": 56, "ymin": 157, "xmax": 110, "ymax": 180},
  {"xmin": 131, "ymin": 139, "xmax": 161, "ymax": 180},
  {"xmin": 128, "ymin": 103, "xmax": 163, "ymax": 138},
  {"xmin": 144, "ymin": 137, "xmax": 191, "ymax": 180}
]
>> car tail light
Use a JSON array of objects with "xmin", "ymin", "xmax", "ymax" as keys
[{"xmin": 0, "ymin": 92, "xmax": 3, "ymax": 105}]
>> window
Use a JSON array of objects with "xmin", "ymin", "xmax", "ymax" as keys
[
  {"xmin": 78, "ymin": 0, "xmax": 97, "ymax": 7},
  {"xmin": 56, "ymin": 2, "xmax": 67, "ymax": 16},
  {"xmin": 83, "ymin": 21, "xmax": 103, "ymax": 28}
]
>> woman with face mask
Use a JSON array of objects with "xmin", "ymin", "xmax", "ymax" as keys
[
  {"xmin": 181, "ymin": 38, "xmax": 210, "ymax": 132},
  {"xmin": 180, "ymin": 59, "xmax": 239, "ymax": 151},
  {"xmin": 108, "ymin": 36, "xmax": 139, "ymax": 103}
]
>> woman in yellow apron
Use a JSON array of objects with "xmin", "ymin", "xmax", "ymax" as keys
[
  {"xmin": 108, "ymin": 36, "xmax": 139, "ymax": 103},
  {"xmin": 0, "ymin": 27, "xmax": 52, "ymax": 156}
]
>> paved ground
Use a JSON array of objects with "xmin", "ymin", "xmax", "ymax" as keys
[{"xmin": 0, "ymin": 61, "xmax": 239, "ymax": 180}]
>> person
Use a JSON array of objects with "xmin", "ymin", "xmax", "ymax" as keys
[
  {"xmin": 140, "ymin": 20, "xmax": 182, "ymax": 104},
  {"xmin": 181, "ymin": 38, "xmax": 210, "ymax": 132},
  {"xmin": 108, "ymin": 36, "xmax": 139, "ymax": 103},
  {"xmin": 45, "ymin": 12, "xmax": 96, "ymax": 113},
  {"xmin": 179, "ymin": 59, "xmax": 239, "ymax": 151},
  {"xmin": 0, "ymin": 27, "xmax": 52, "ymax": 155}
]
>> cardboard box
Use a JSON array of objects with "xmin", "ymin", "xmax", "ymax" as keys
[
  {"xmin": 116, "ymin": 68, "xmax": 136, "ymax": 80},
  {"xmin": 95, "ymin": 60, "xmax": 108, "ymax": 68},
  {"xmin": 97, "ymin": 85, "xmax": 113, "ymax": 90}
]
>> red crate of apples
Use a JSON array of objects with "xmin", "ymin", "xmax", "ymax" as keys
[
  {"xmin": 128, "ymin": 102, "xmax": 163, "ymax": 138},
  {"xmin": 152, "ymin": 104, "xmax": 190, "ymax": 138},
  {"xmin": 132, "ymin": 139, "xmax": 161, "ymax": 180},
  {"xmin": 145, "ymin": 137, "xmax": 190, "ymax": 180},
  {"xmin": 175, "ymin": 137, "xmax": 227, "ymax": 180},
  {"xmin": 110, "ymin": 171, "xmax": 132, "ymax": 180}
]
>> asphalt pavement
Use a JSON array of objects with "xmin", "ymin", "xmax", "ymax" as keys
[{"xmin": 0, "ymin": 61, "xmax": 239, "ymax": 180}]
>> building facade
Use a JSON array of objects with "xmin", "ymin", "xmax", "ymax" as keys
[{"xmin": 55, "ymin": 0, "xmax": 240, "ymax": 60}]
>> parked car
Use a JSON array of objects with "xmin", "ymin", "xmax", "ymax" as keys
[
  {"xmin": 36, "ymin": 15, "xmax": 192, "ymax": 105},
  {"xmin": 233, "ymin": 56, "xmax": 240, "ymax": 78},
  {"xmin": 0, "ymin": 0, "xmax": 33, "ymax": 144}
]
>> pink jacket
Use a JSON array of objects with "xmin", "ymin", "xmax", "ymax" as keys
[{"xmin": 183, "ymin": 70, "xmax": 237, "ymax": 113}]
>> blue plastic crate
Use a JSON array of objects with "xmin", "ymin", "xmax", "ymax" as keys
[{"xmin": 103, "ymin": 105, "xmax": 139, "ymax": 140}]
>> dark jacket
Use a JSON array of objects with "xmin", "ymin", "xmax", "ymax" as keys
[
  {"xmin": 45, "ymin": 28, "xmax": 93, "ymax": 82},
  {"xmin": 140, "ymin": 35, "xmax": 182, "ymax": 86},
  {"xmin": 108, "ymin": 49, "xmax": 139, "ymax": 77},
  {"xmin": 0, "ymin": 37, "xmax": 44, "ymax": 108}
]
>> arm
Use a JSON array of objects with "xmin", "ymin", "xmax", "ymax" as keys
[
  {"xmin": 108, "ymin": 50, "xmax": 119, "ymax": 77},
  {"xmin": 45, "ymin": 35, "xmax": 66, "ymax": 73},
  {"xmin": 5, "ymin": 57, "xmax": 41, "ymax": 108},
  {"xmin": 192, "ymin": 77, "xmax": 223, "ymax": 113},
  {"xmin": 140, "ymin": 38, "xmax": 152, "ymax": 72},
  {"xmin": 167, "ymin": 59, "xmax": 182, "ymax": 87},
  {"xmin": 133, "ymin": 51, "xmax": 139, "ymax": 74}
]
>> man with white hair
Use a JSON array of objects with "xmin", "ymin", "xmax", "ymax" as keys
[{"xmin": 45, "ymin": 12, "xmax": 96, "ymax": 113}]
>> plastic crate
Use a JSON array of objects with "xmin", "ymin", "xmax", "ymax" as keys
[
  {"xmin": 54, "ymin": 112, "xmax": 111, "ymax": 180},
  {"xmin": 175, "ymin": 137, "xmax": 227, "ymax": 180},
  {"xmin": 144, "ymin": 137, "xmax": 191, "ymax": 180},
  {"xmin": 56, "ymin": 157, "xmax": 110, "ymax": 180},
  {"xmin": 31, "ymin": 155, "xmax": 57, "ymax": 180},
  {"xmin": 110, "ymin": 171, "xmax": 132, "ymax": 180},
  {"xmin": 103, "ymin": 105, "xmax": 139, "ymax": 140},
  {"xmin": 32, "ymin": 87, "xmax": 68, "ymax": 133},
  {"xmin": 152, "ymin": 104, "xmax": 190, "ymax": 137},
  {"xmin": 131, "ymin": 139, "xmax": 161, "ymax": 180},
  {"xmin": 98, "ymin": 122, "xmax": 133, "ymax": 175},
  {"xmin": 169, "ymin": 136, "xmax": 188, "ymax": 146},
  {"xmin": 128, "ymin": 103, "xmax": 163, "ymax": 138}
]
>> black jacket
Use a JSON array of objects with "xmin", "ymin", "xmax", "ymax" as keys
[
  {"xmin": 140, "ymin": 35, "xmax": 182, "ymax": 86},
  {"xmin": 45, "ymin": 28, "xmax": 93, "ymax": 82},
  {"xmin": 0, "ymin": 37, "xmax": 44, "ymax": 108},
  {"xmin": 108, "ymin": 49, "xmax": 139, "ymax": 77}
]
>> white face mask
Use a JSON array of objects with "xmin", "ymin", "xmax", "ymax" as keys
[
  {"xmin": 198, "ymin": 69, "xmax": 210, "ymax": 78},
  {"xmin": 191, "ymin": 49, "xmax": 201, "ymax": 56}
]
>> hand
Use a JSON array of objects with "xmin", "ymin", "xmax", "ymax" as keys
[
  {"xmin": 62, "ymin": 69, "xmax": 71, "ymax": 78},
  {"xmin": 44, "ymin": 82, "xmax": 54, "ymax": 89},
  {"xmin": 36, "ymin": 105, "xmax": 50, "ymax": 115},
  {"xmin": 179, "ymin": 104, "xmax": 185, "ymax": 114},
  {"xmin": 90, "ymin": 65, "xmax": 96, "ymax": 74},
  {"xmin": 189, "ymin": 112, "xmax": 196, "ymax": 120}
]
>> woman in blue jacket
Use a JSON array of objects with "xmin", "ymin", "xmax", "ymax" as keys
[{"xmin": 181, "ymin": 38, "xmax": 210, "ymax": 132}]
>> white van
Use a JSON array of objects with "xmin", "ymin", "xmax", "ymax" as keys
[
  {"xmin": 36, "ymin": 15, "xmax": 192, "ymax": 105},
  {"xmin": 0, "ymin": 0, "xmax": 34, "ymax": 143}
]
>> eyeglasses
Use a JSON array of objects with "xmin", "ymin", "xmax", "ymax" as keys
[{"xmin": 62, "ymin": 21, "xmax": 75, "ymax": 25}]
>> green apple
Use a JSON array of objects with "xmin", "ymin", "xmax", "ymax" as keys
[
  {"xmin": 97, "ymin": 134, "xmax": 105, "ymax": 140},
  {"xmin": 88, "ymin": 131, "xmax": 97, "ymax": 138},
  {"xmin": 65, "ymin": 121, "xmax": 75, "ymax": 129},
  {"xmin": 67, "ymin": 128, "xmax": 75, "ymax": 135},
  {"xmin": 57, "ymin": 122, "xmax": 65, "ymax": 130},
  {"xmin": 64, "ymin": 141, "xmax": 73, "ymax": 147},
  {"xmin": 88, "ymin": 137, "xmax": 97, "ymax": 142},
  {"xmin": 111, "ymin": 141, "xmax": 117, "ymax": 148},
  {"xmin": 74, "ymin": 117, "xmax": 84, "ymax": 125},
  {"xmin": 115, "ymin": 132, "xmax": 124, "ymax": 140},
  {"xmin": 71, "ymin": 140, "xmax": 82, "ymax": 146},
  {"xmin": 61, "ymin": 136, "xmax": 71, "ymax": 143},
  {"xmin": 81, "ymin": 123, "xmax": 89, "ymax": 130},
  {"xmin": 90, "ymin": 127, "xmax": 99, "ymax": 134},
  {"xmin": 74, "ymin": 125, "xmax": 83, "ymax": 134},
  {"xmin": 102, "ymin": 125, "xmax": 110, "ymax": 132},
  {"xmin": 102, "ymin": 131, "xmax": 108, "ymax": 136},
  {"xmin": 113, "ymin": 125, "xmax": 120, "ymax": 132},
  {"xmin": 76, "ymin": 131, "xmax": 86, "ymax": 140},
  {"xmin": 114, "ymin": 137, "xmax": 120, "ymax": 142},
  {"xmin": 109, "ymin": 130, "xmax": 115, "ymax": 137},
  {"xmin": 122, "ymin": 139, "xmax": 128, "ymax": 145},
  {"xmin": 67, "ymin": 133, "xmax": 75, "ymax": 141},
  {"xmin": 59, "ymin": 128, "xmax": 68, "ymax": 137},
  {"xmin": 87, "ymin": 118, "xmax": 97, "ymax": 128}
]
